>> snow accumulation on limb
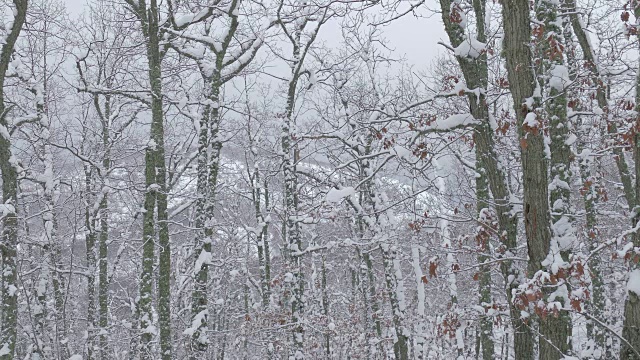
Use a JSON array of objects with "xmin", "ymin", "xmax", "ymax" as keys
[
  {"xmin": 453, "ymin": 35, "xmax": 486, "ymax": 59},
  {"xmin": 325, "ymin": 186, "xmax": 355, "ymax": 203},
  {"xmin": 221, "ymin": 36, "xmax": 265, "ymax": 81},
  {"xmin": 420, "ymin": 113, "xmax": 478, "ymax": 132}
]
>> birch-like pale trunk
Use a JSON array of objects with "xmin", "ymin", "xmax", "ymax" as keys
[
  {"xmin": 380, "ymin": 239, "xmax": 409, "ymax": 360},
  {"xmin": 31, "ymin": 81, "xmax": 60, "ymax": 360},
  {"xmin": 411, "ymin": 243, "xmax": 426, "ymax": 359},
  {"xmin": 32, "ymin": 14, "xmax": 68, "ymax": 352},
  {"xmin": 434, "ymin": 158, "xmax": 464, "ymax": 359}
]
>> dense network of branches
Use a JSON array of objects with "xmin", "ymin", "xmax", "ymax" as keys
[{"xmin": 0, "ymin": 0, "xmax": 640, "ymax": 359}]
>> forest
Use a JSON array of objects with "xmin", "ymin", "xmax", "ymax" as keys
[{"xmin": 0, "ymin": 0, "xmax": 639, "ymax": 359}]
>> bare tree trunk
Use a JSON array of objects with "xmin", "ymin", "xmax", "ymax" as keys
[
  {"xmin": 535, "ymin": 0, "xmax": 574, "ymax": 357},
  {"xmin": 411, "ymin": 244, "xmax": 426, "ymax": 359},
  {"xmin": 129, "ymin": 0, "xmax": 171, "ymax": 357},
  {"xmin": 502, "ymin": 0, "xmax": 553, "ymax": 357},
  {"xmin": 380, "ymin": 242, "xmax": 409, "ymax": 360},
  {"xmin": 621, "ymin": 7, "xmax": 640, "ymax": 358},
  {"xmin": 0, "ymin": 2, "xmax": 28, "ymax": 358},
  {"xmin": 283, "ymin": 77, "xmax": 305, "ymax": 358},
  {"xmin": 565, "ymin": 2, "xmax": 618, "ymax": 354},
  {"xmin": 85, "ymin": 166, "xmax": 97, "ymax": 360},
  {"xmin": 438, "ymin": 1, "xmax": 505, "ymax": 357},
  {"xmin": 98, "ymin": 96, "xmax": 111, "ymax": 360}
]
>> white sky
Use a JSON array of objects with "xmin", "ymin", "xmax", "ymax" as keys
[{"xmin": 62, "ymin": 0, "xmax": 447, "ymax": 70}]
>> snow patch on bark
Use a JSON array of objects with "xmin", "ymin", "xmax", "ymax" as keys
[
  {"xmin": 628, "ymin": 269, "xmax": 640, "ymax": 296},
  {"xmin": 549, "ymin": 65, "xmax": 570, "ymax": 91}
]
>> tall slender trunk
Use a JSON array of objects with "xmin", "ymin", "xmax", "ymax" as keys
[
  {"xmin": 254, "ymin": 168, "xmax": 271, "ymax": 308},
  {"xmin": 97, "ymin": 94, "xmax": 111, "ymax": 360},
  {"xmin": 567, "ymin": 0, "xmax": 636, "ymax": 209},
  {"xmin": 154, "ymin": 97, "xmax": 171, "ymax": 360},
  {"xmin": 470, "ymin": 1, "xmax": 494, "ymax": 357},
  {"xmin": 434, "ymin": 159, "xmax": 464, "ymax": 359},
  {"xmin": 98, "ymin": 185, "xmax": 109, "ymax": 357},
  {"xmin": 281, "ymin": 23, "xmax": 306, "ymax": 356},
  {"xmin": 363, "ymin": 130, "xmax": 407, "ymax": 359},
  {"xmin": 138, "ymin": 144, "xmax": 157, "ymax": 360},
  {"xmin": 283, "ymin": 77, "xmax": 304, "ymax": 358},
  {"xmin": 380, "ymin": 242, "xmax": 409, "ymax": 360},
  {"xmin": 411, "ymin": 244, "xmax": 426, "ymax": 359},
  {"xmin": 190, "ymin": 77, "xmax": 214, "ymax": 357},
  {"xmin": 565, "ymin": 1, "xmax": 617, "ymax": 355},
  {"xmin": 0, "ymin": 3, "xmax": 28, "ymax": 358},
  {"xmin": 199, "ymin": 74, "xmax": 223, "ymax": 353},
  {"xmin": 351, "ymin": 131, "xmax": 383, "ymax": 357},
  {"xmin": 275, "ymin": 10, "xmax": 330, "ymax": 355},
  {"xmin": 475, "ymin": 167, "xmax": 494, "ymax": 360},
  {"xmin": 321, "ymin": 256, "xmax": 330, "ymax": 357},
  {"xmin": 30, "ymin": 13, "xmax": 67, "ymax": 358},
  {"xmin": 357, "ymin": 248, "xmax": 382, "ymax": 357},
  {"xmin": 439, "ymin": 0, "xmax": 500, "ymax": 357},
  {"xmin": 38, "ymin": 77, "xmax": 65, "ymax": 358},
  {"xmin": 535, "ymin": 0, "xmax": 574, "ymax": 357},
  {"xmin": 564, "ymin": 31, "xmax": 605, "ymax": 356},
  {"xmin": 262, "ymin": 179, "xmax": 271, "ymax": 308},
  {"xmin": 621, "ymin": 6, "xmax": 640, "ymax": 359},
  {"xmin": 85, "ymin": 166, "xmax": 97, "ymax": 360},
  {"xmin": 502, "ymin": 0, "xmax": 555, "ymax": 357},
  {"xmin": 188, "ymin": 3, "xmax": 241, "ymax": 348},
  {"xmin": 136, "ymin": 0, "xmax": 171, "ymax": 357}
]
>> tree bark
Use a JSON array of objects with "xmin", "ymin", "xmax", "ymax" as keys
[
  {"xmin": 0, "ymin": 1, "xmax": 28, "ymax": 358},
  {"xmin": 621, "ymin": 6, "xmax": 640, "ymax": 359},
  {"xmin": 535, "ymin": 0, "xmax": 573, "ymax": 357},
  {"xmin": 502, "ymin": 0, "xmax": 553, "ymax": 357},
  {"xmin": 85, "ymin": 166, "xmax": 97, "ymax": 360},
  {"xmin": 132, "ymin": 0, "xmax": 172, "ymax": 357}
]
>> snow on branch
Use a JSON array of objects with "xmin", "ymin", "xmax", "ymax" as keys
[
  {"xmin": 453, "ymin": 36, "xmax": 486, "ymax": 59},
  {"xmin": 421, "ymin": 113, "xmax": 478, "ymax": 132}
]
